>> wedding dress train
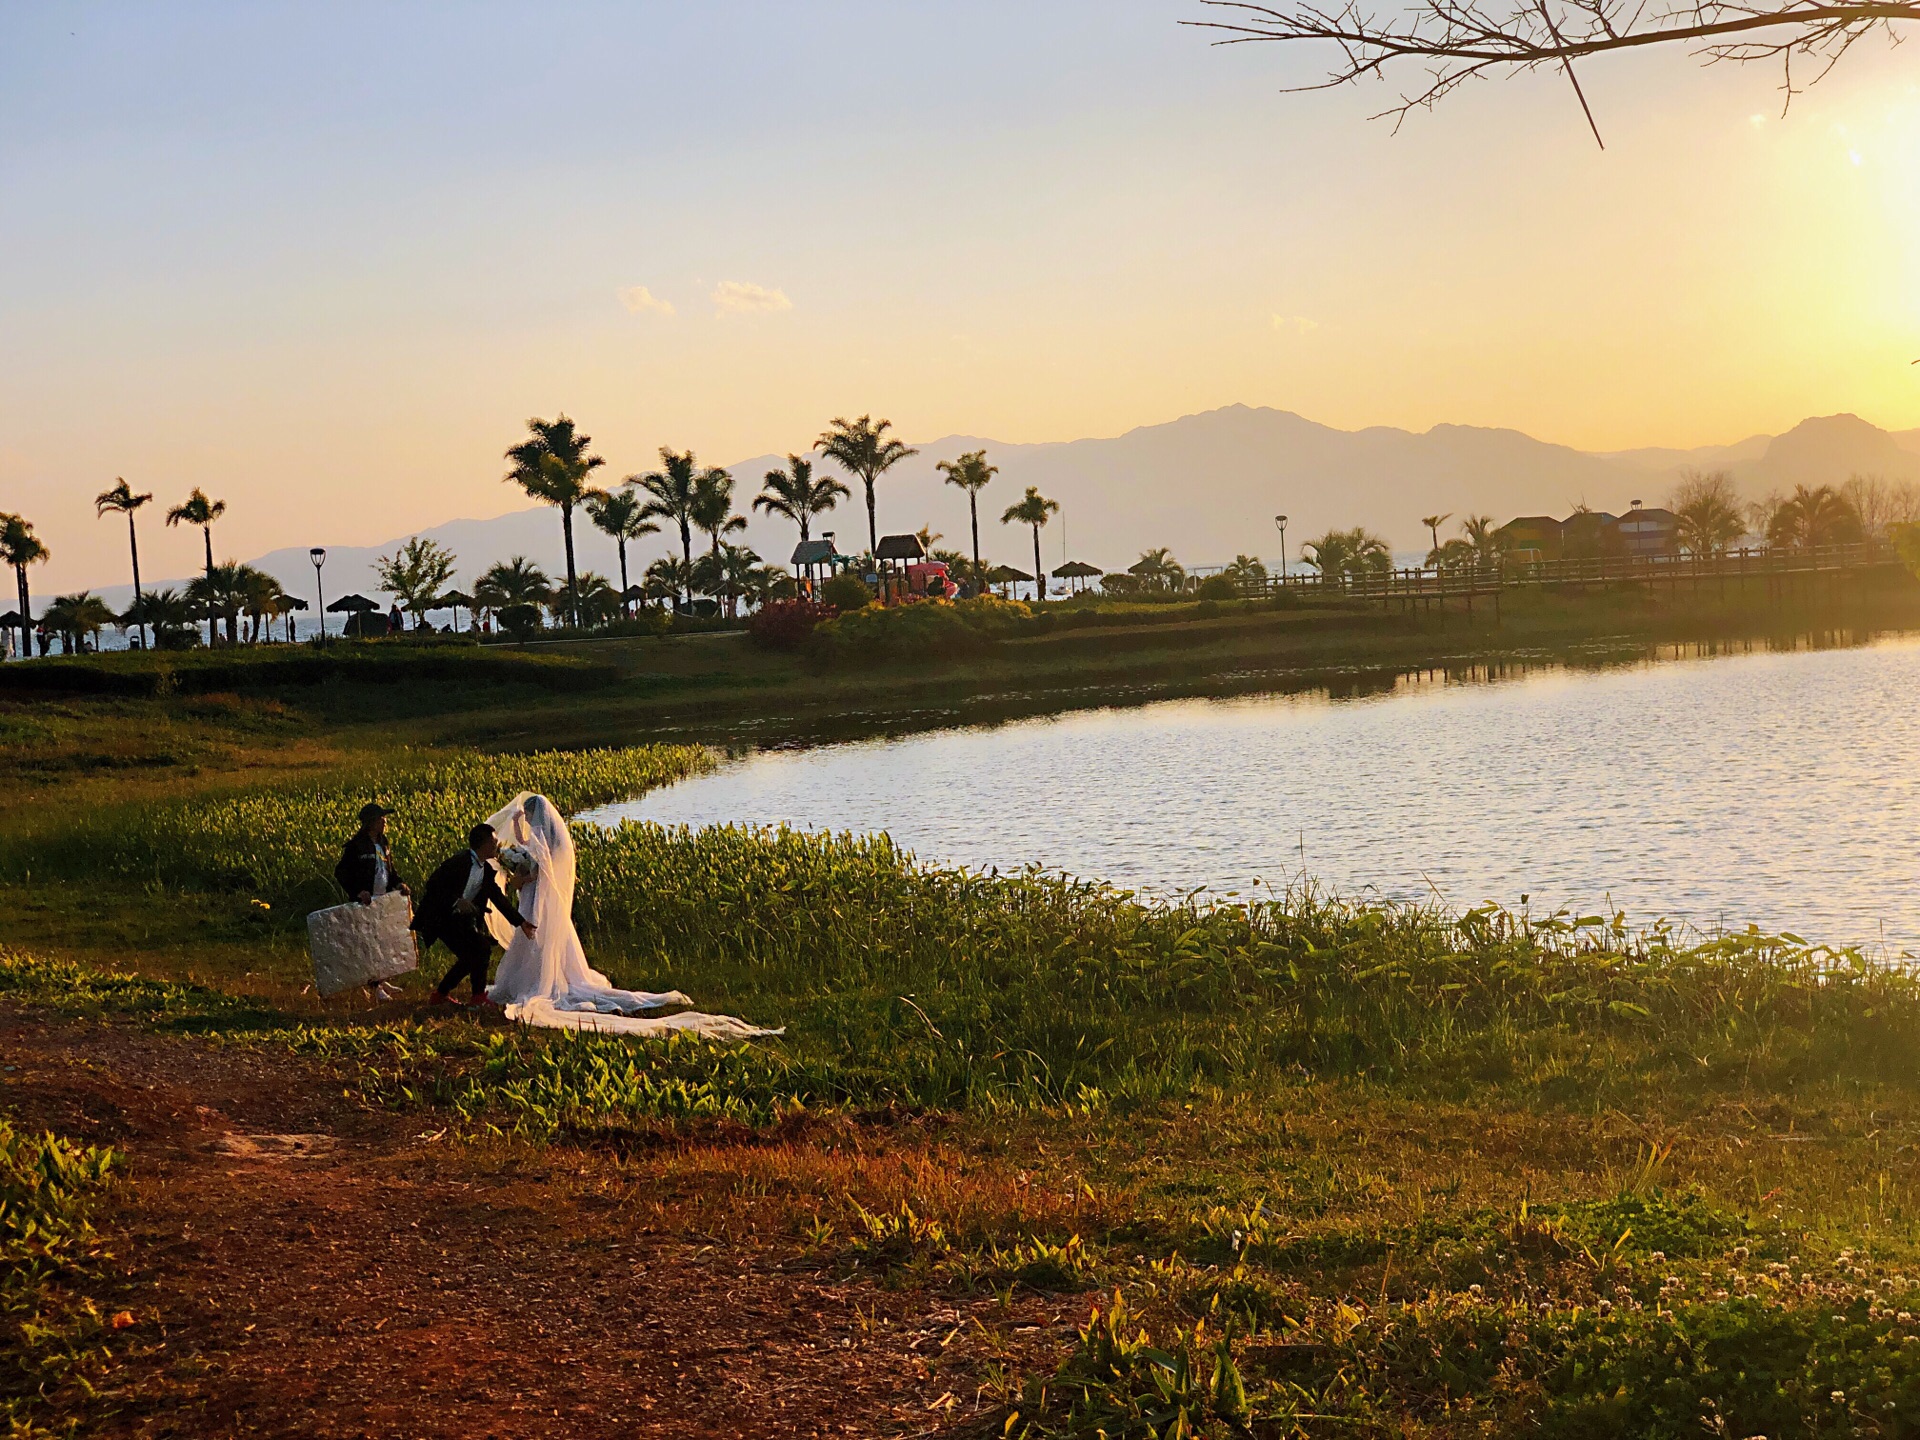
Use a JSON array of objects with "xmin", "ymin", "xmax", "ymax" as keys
[{"xmin": 482, "ymin": 792, "xmax": 781, "ymax": 1040}]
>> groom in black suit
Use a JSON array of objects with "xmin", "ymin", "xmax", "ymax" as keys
[{"xmin": 411, "ymin": 822, "xmax": 535, "ymax": 1007}]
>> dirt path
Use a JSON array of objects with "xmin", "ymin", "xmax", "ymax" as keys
[{"xmin": 0, "ymin": 1012, "xmax": 1066, "ymax": 1438}]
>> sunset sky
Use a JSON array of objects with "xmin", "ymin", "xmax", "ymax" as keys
[{"xmin": 7, "ymin": 1, "xmax": 1920, "ymax": 589}]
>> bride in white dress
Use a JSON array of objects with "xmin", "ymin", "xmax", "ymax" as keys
[{"xmin": 481, "ymin": 792, "xmax": 779, "ymax": 1040}]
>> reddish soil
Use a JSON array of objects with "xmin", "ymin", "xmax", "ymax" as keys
[{"xmin": 0, "ymin": 1011, "xmax": 1073, "ymax": 1439}]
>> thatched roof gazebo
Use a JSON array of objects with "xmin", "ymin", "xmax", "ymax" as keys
[{"xmin": 1051, "ymin": 560, "xmax": 1104, "ymax": 594}]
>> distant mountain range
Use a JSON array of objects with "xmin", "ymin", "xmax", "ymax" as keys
[{"xmin": 73, "ymin": 406, "xmax": 1920, "ymax": 614}]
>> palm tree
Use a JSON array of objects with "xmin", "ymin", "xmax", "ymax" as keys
[
  {"xmin": 186, "ymin": 562, "xmax": 253, "ymax": 645},
  {"xmin": 1000, "ymin": 486, "xmax": 1060, "ymax": 603},
  {"xmin": 754, "ymin": 455, "xmax": 848, "ymax": 552},
  {"xmin": 165, "ymin": 488, "xmax": 226, "ymax": 641},
  {"xmin": 1302, "ymin": 527, "xmax": 1391, "ymax": 587},
  {"xmin": 1670, "ymin": 470, "xmax": 1749, "ymax": 555},
  {"xmin": 475, "ymin": 557, "xmax": 554, "ymax": 622},
  {"xmin": 643, "ymin": 555, "xmax": 693, "ymax": 606},
  {"xmin": 746, "ymin": 563, "xmax": 797, "ymax": 610},
  {"xmin": 584, "ymin": 487, "xmax": 659, "ymax": 616},
  {"xmin": 1421, "ymin": 513, "xmax": 1453, "ymax": 556},
  {"xmin": 235, "ymin": 567, "xmax": 292, "ymax": 643},
  {"xmin": 1, "ymin": 514, "xmax": 50, "ymax": 658},
  {"xmin": 1128, "ymin": 547, "xmax": 1186, "ymax": 593},
  {"xmin": 816, "ymin": 415, "xmax": 918, "ymax": 557},
  {"xmin": 124, "ymin": 587, "xmax": 191, "ymax": 649},
  {"xmin": 636, "ymin": 448, "xmax": 718, "ymax": 607},
  {"xmin": 572, "ymin": 572, "xmax": 622, "ymax": 628},
  {"xmin": 1460, "ymin": 515, "xmax": 1506, "ymax": 569},
  {"xmin": 936, "ymin": 450, "xmax": 998, "ymax": 577},
  {"xmin": 43, "ymin": 592, "xmax": 115, "ymax": 654},
  {"xmin": 95, "ymin": 479, "xmax": 154, "ymax": 648},
  {"xmin": 717, "ymin": 543, "xmax": 764, "ymax": 619},
  {"xmin": 504, "ymin": 415, "xmax": 605, "ymax": 628},
  {"xmin": 691, "ymin": 468, "xmax": 747, "ymax": 568},
  {"xmin": 1767, "ymin": 484, "xmax": 1866, "ymax": 550}
]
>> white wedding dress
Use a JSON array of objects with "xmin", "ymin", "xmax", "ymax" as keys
[{"xmin": 482, "ymin": 792, "xmax": 781, "ymax": 1040}]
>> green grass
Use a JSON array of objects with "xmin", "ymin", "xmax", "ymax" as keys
[
  {"xmin": 0, "ymin": 1114, "xmax": 120, "ymax": 1434},
  {"xmin": 16, "ymin": 717, "xmax": 1920, "ymax": 1434}
]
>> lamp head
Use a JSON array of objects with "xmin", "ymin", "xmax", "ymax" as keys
[
  {"xmin": 310, "ymin": 547, "xmax": 327, "ymax": 567},
  {"xmin": 1274, "ymin": 514, "xmax": 1288, "ymax": 528}
]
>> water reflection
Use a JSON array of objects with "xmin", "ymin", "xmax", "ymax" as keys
[{"xmin": 587, "ymin": 629, "xmax": 1920, "ymax": 951}]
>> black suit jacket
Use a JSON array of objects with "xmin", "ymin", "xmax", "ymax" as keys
[
  {"xmin": 409, "ymin": 851, "xmax": 525, "ymax": 949},
  {"xmin": 335, "ymin": 833, "xmax": 405, "ymax": 902}
]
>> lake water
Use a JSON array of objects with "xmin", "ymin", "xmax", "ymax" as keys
[{"xmin": 583, "ymin": 636, "xmax": 1920, "ymax": 952}]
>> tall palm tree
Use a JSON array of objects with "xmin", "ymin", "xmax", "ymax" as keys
[
  {"xmin": 936, "ymin": 451, "xmax": 998, "ymax": 577},
  {"xmin": 1767, "ymin": 483, "xmax": 1864, "ymax": 550},
  {"xmin": 165, "ymin": 488, "xmax": 226, "ymax": 642},
  {"xmin": 754, "ymin": 455, "xmax": 848, "ymax": 551},
  {"xmin": 1421, "ymin": 512, "xmax": 1453, "ymax": 556},
  {"xmin": 691, "ymin": 469, "xmax": 747, "ymax": 568},
  {"xmin": 504, "ymin": 415, "xmax": 605, "ymax": 628},
  {"xmin": 1, "ymin": 514, "xmax": 50, "ymax": 657},
  {"xmin": 636, "ymin": 448, "xmax": 717, "ymax": 607},
  {"xmin": 96, "ymin": 479, "xmax": 154, "ymax": 648},
  {"xmin": 1001, "ymin": 486, "xmax": 1060, "ymax": 604},
  {"xmin": 816, "ymin": 415, "xmax": 918, "ymax": 558},
  {"xmin": 583, "ymin": 487, "xmax": 659, "ymax": 616}
]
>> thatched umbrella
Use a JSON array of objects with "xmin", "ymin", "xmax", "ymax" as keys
[
  {"xmin": 1051, "ymin": 560, "xmax": 1104, "ymax": 594},
  {"xmin": 326, "ymin": 593, "xmax": 379, "ymax": 639},
  {"xmin": 432, "ymin": 590, "xmax": 475, "ymax": 633},
  {"xmin": 985, "ymin": 564, "xmax": 1031, "ymax": 600}
]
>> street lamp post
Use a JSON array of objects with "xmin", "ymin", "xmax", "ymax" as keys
[
  {"xmin": 1273, "ymin": 515, "xmax": 1289, "ymax": 584},
  {"xmin": 310, "ymin": 547, "xmax": 327, "ymax": 645}
]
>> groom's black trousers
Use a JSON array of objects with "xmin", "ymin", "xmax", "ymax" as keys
[{"xmin": 432, "ymin": 928, "xmax": 495, "ymax": 998}]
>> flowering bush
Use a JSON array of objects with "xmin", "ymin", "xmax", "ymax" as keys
[{"xmin": 747, "ymin": 598, "xmax": 838, "ymax": 651}]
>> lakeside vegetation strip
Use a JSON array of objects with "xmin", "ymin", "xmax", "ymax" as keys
[{"xmin": 11, "ymin": 742, "xmax": 1920, "ymax": 1113}]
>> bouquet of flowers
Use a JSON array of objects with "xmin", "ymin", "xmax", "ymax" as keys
[{"xmin": 497, "ymin": 844, "xmax": 535, "ymax": 883}]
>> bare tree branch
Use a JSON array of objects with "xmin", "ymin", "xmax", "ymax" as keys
[{"xmin": 1188, "ymin": 0, "xmax": 1919, "ymax": 128}]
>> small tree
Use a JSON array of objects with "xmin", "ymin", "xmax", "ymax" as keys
[
  {"xmin": 637, "ymin": 449, "xmax": 720, "ymax": 607},
  {"xmin": 1767, "ymin": 484, "xmax": 1865, "ymax": 550},
  {"xmin": 1670, "ymin": 470, "xmax": 1748, "ymax": 555},
  {"xmin": 375, "ymin": 537, "xmax": 459, "ymax": 630}
]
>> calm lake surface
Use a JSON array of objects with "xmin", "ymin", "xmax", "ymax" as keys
[{"xmin": 585, "ymin": 636, "xmax": 1920, "ymax": 951}]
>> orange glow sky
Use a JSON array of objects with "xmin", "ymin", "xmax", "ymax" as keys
[{"xmin": 6, "ymin": 3, "xmax": 1920, "ymax": 589}]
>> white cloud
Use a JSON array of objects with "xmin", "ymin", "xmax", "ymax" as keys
[
  {"xmin": 712, "ymin": 280, "xmax": 792, "ymax": 316},
  {"xmin": 1270, "ymin": 314, "xmax": 1319, "ymax": 336},
  {"xmin": 619, "ymin": 285, "xmax": 674, "ymax": 316}
]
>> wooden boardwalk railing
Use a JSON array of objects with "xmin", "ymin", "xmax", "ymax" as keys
[{"xmin": 1232, "ymin": 540, "xmax": 1904, "ymax": 607}]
